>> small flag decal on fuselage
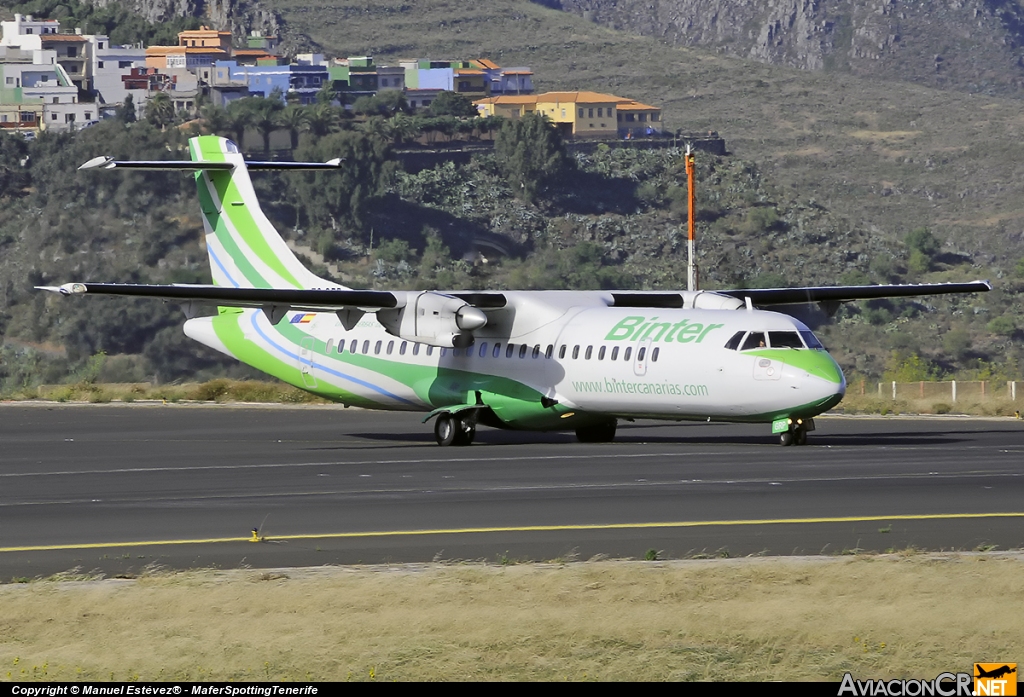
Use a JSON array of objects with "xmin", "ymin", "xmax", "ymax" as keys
[{"xmin": 290, "ymin": 313, "xmax": 315, "ymax": 324}]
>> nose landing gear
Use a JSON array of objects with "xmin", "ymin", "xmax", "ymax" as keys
[{"xmin": 776, "ymin": 417, "xmax": 814, "ymax": 446}]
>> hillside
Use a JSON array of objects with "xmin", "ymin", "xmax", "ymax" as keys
[
  {"xmin": 2, "ymin": 0, "xmax": 1024, "ymax": 390},
  {"xmin": 548, "ymin": 0, "xmax": 1024, "ymax": 98}
]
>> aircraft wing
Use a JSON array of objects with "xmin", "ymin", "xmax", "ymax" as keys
[
  {"xmin": 717, "ymin": 280, "xmax": 992, "ymax": 306},
  {"xmin": 36, "ymin": 282, "xmax": 400, "ymax": 310}
]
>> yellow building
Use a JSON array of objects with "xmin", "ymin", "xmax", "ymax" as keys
[{"xmin": 475, "ymin": 91, "xmax": 661, "ymax": 139}]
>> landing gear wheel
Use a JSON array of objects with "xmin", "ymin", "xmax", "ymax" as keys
[
  {"xmin": 435, "ymin": 414, "xmax": 457, "ymax": 446},
  {"xmin": 575, "ymin": 419, "xmax": 617, "ymax": 443},
  {"xmin": 795, "ymin": 428, "xmax": 808, "ymax": 446},
  {"xmin": 434, "ymin": 414, "xmax": 475, "ymax": 447},
  {"xmin": 779, "ymin": 431, "xmax": 794, "ymax": 447}
]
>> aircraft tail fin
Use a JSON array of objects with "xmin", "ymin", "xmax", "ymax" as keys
[{"xmin": 183, "ymin": 135, "xmax": 345, "ymax": 290}]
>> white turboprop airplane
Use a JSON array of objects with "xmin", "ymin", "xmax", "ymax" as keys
[{"xmin": 40, "ymin": 136, "xmax": 990, "ymax": 446}]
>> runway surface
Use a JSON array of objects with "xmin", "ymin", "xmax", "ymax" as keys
[{"xmin": 1, "ymin": 403, "xmax": 1023, "ymax": 577}]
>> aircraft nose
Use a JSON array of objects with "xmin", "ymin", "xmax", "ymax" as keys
[{"xmin": 799, "ymin": 351, "xmax": 846, "ymax": 405}]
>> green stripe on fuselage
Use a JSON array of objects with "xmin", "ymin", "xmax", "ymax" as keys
[{"xmin": 748, "ymin": 349, "xmax": 844, "ymax": 384}]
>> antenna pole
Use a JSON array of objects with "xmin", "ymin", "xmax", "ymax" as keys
[{"xmin": 685, "ymin": 145, "xmax": 698, "ymax": 292}]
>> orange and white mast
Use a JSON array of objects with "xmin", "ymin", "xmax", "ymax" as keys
[{"xmin": 685, "ymin": 145, "xmax": 698, "ymax": 292}]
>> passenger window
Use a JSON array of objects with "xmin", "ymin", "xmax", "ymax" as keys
[
  {"xmin": 361, "ymin": 340, "xmax": 369, "ymax": 354},
  {"xmin": 769, "ymin": 331, "xmax": 803, "ymax": 349},
  {"xmin": 800, "ymin": 330, "xmax": 824, "ymax": 349},
  {"xmin": 493, "ymin": 343, "xmax": 502, "ymax": 358},
  {"xmin": 532, "ymin": 345, "xmax": 540, "ymax": 358},
  {"xmin": 400, "ymin": 341, "xmax": 407, "ymax": 355},
  {"xmin": 741, "ymin": 332, "xmax": 766, "ymax": 351},
  {"xmin": 585, "ymin": 346, "xmax": 593, "ymax": 360},
  {"xmin": 637, "ymin": 347, "xmax": 646, "ymax": 362},
  {"xmin": 558, "ymin": 345, "xmax": 566, "ymax": 359},
  {"xmin": 611, "ymin": 346, "xmax": 619, "ymax": 361},
  {"xmin": 545, "ymin": 345, "xmax": 553, "ymax": 359},
  {"xmin": 652, "ymin": 347, "xmax": 660, "ymax": 362},
  {"xmin": 412, "ymin": 343, "xmax": 420, "ymax": 356},
  {"xmin": 572, "ymin": 345, "xmax": 580, "ymax": 359},
  {"xmin": 441, "ymin": 348, "xmax": 448, "ymax": 357},
  {"xmin": 326, "ymin": 339, "xmax": 334, "ymax": 354},
  {"xmin": 374, "ymin": 341, "xmax": 382, "ymax": 355},
  {"xmin": 479, "ymin": 342, "xmax": 488, "ymax": 358},
  {"xmin": 624, "ymin": 346, "xmax": 632, "ymax": 361},
  {"xmin": 506, "ymin": 344, "xmax": 515, "ymax": 358},
  {"xmin": 452, "ymin": 348, "xmax": 460, "ymax": 357},
  {"xmin": 426, "ymin": 346, "xmax": 434, "ymax": 356},
  {"xmin": 349, "ymin": 339, "xmax": 358, "ymax": 354},
  {"xmin": 724, "ymin": 331, "xmax": 745, "ymax": 351},
  {"xmin": 387, "ymin": 340, "xmax": 394, "ymax": 355},
  {"xmin": 519, "ymin": 344, "xmax": 527, "ymax": 359},
  {"xmin": 598, "ymin": 346, "xmax": 606, "ymax": 360}
]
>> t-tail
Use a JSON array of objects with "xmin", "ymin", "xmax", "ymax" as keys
[{"xmin": 80, "ymin": 135, "xmax": 345, "ymax": 291}]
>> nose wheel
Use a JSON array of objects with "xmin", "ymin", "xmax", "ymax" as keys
[{"xmin": 777, "ymin": 418, "xmax": 813, "ymax": 446}]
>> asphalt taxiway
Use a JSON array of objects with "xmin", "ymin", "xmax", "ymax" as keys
[{"xmin": 1, "ymin": 403, "xmax": 1022, "ymax": 577}]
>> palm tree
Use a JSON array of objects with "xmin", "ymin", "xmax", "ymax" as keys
[
  {"xmin": 359, "ymin": 115, "xmax": 392, "ymax": 144},
  {"xmin": 145, "ymin": 91, "xmax": 175, "ymax": 130},
  {"xmin": 252, "ymin": 98, "xmax": 285, "ymax": 156},
  {"xmin": 225, "ymin": 99, "xmax": 255, "ymax": 150},
  {"xmin": 389, "ymin": 112, "xmax": 417, "ymax": 146},
  {"xmin": 279, "ymin": 105, "xmax": 309, "ymax": 150},
  {"xmin": 200, "ymin": 104, "xmax": 231, "ymax": 137},
  {"xmin": 306, "ymin": 103, "xmax": 342, "ymax": 138}
]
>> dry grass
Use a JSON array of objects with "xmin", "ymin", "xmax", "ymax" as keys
[
  {"xmin": 1, "ymin": 555, "xmax": 1022, "ymax": 681},
  {"xmin": 8, "ymin": 380, "xmax": 329, "ymax": 405},
  {"xmin": 837, "ymin": 393, "xmax": 1023, "ymax": 417}
]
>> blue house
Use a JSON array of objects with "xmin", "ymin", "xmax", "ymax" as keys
[{"xmin": 214, "ymin": 61, "xmax": 328, "ymax": 104}]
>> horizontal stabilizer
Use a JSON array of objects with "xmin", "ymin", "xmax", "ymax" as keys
[
  {"xmin": 719, "ymin": 281, "xmax": 991, "ymax": 305},
  {"xmin": 78, "ymin": 156, "xmax": 343, "ymax": 171},
  {"xmin": 38, "ymin": 282, "xmax": 397, "ymax": 311}
]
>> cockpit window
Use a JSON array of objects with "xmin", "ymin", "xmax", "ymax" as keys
[
  {"xmin": 724, "ymin": 331, "xmax": 745, "ymax": 350},
  {"xmin": 740, "ymin": 332, "xmax": 766, "ymax": 351},
  {"xmin": 800, "ymin": 330, "xmax": 824, "ymax": 349},
  {"xmin": 768, "ymin": 331, "xmax": 803, "ymax": 349}
]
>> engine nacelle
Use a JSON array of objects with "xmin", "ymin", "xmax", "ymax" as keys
[{"xmin": 376, "ymin": 291, "xmax": 488, "ymax": 348}]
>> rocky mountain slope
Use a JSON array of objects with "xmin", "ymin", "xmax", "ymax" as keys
[{"xmin": 548, "ymin": 0, "xmax": 1024, "ymax": 96}]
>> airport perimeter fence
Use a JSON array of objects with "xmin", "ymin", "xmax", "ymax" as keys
[{"xmin": 850, "ymin": 380, "xmax": 1021, "ymax": 403}]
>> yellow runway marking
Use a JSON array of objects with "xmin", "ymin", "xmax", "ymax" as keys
[{"xmin": 3, "ymin": 512, "xmax": 1024, "ymax": 553}]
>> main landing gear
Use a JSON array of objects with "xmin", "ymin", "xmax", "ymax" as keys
[
  {"xmin": 434, "ymin": 412, "xmax": 476, "ymax": 446},
  {"xmin": 778, "ymin": 418, "xmax": 813, "ymax": 446}
]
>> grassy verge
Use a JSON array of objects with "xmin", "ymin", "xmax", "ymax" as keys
[
  {"xmin": 2, "ymin": 379, "xmax": 330, "ymax": 405},
  {"xmin": 1, "ymin": 554, "xmax": 1021, "ymax": 681},
  {"xmin": 834, "ymin": 393, "xmax": 1023, "ymax": 417}
]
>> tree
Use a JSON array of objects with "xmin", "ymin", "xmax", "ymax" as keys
[
  {"xmin": 144, "ymin": 92, "xmax": 175, "ymax": 130},
  {"xmin": 494, "ymin": 113, "xmax": 571, "ymax": 204},
  {"xmin": 428, "ymin": 91, "xmax": 478, "ymax": 117},
  {"xmin": 292, "ymin": 131, "xmax": 394, "ymax": 232},
  {"xmin": 905, "ymin": 227, "xmax": 940, "ymax": 273},
  {"xmin": 117, "ymin": 94, "xmax": 136, "ymax": 124},
  {"xmin": 906, "ymin": 227, "xmax": 940, "ymax": 256},
  {"xmin": 279, "ymin": 105, "xmax": 309, "ymax": 150},
  {"xmin": 305, "ymin": 103, "xmax": 342, "ymax": 138},
  {"xmin": 251, "ymin": 97, "xmax": 284, "ymax": 156},
  {"xmin": 224, "ymin": 99, "xmax": 255, "ymax": 150},
  {"xmin": 200, "ymin": 103, "xmax": 231, "ymax": 138}
]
